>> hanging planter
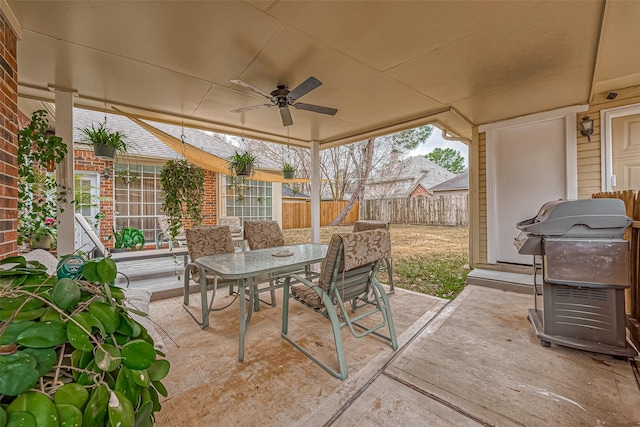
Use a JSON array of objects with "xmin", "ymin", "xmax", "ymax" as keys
[
  {"xmin": 93, "ymin": 142, "xmax": 117, "ymax": 159},
  {"xmin": 282, "ymin": 163, "xmax": 295, "ymax": 180},
  {"xmin": 79, "ymin": 121, "xmax": 128, "ymax": 160},
  {"xmin": 229, "ymin": 151, "xmax": 256, "ymax": 177}
]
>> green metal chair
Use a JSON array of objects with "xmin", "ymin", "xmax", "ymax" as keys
[{"xmin": 281, "ymin": 228, "xmax": 398, "ymax": 380}]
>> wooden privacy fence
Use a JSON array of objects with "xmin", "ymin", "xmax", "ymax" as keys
[
  {"xmin": 282, "ymin": 201, "xmax": 359, "ymax": 230},
  {"xmin": 592, "ymin": 190, "xmax": 640, "ymax": 349},
  {"xmin": 360, "ymin": 194, "xmax": 468, "ymax": 226}
]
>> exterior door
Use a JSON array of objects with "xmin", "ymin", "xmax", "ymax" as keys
[
  {"xmin": 74, "ymin": 173, "xmax": 100, "ymax": 252},
  {"xmin": 612, "ymin": 113, "xmax": 640, "ymax": 191},
  {"xmin": 490, "ymin": 118, "xmax": 567, "ymax": 264}
]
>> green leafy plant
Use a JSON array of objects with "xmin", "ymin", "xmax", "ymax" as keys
[
  {"xmin": 0, "ymin": 256, "xmax": 170, "ymax": 426},
  {"xmin": 160, "ymin": 159, "xmax": 205, "ymax": 240},
  {"xmin": 17, "ymin": 110, "xmax": 68, "ymax": 247},
  {"xmin": 78, "ymin": 122, "xmax": 128, "ymax": 159},
  {"xmin": 228, "ymin": 151, "xmax": 256, "ymax": 177},
  {"xmin": 282, "ymin": 163, "xmax": 295, "ymax": 180},
  {"xmin": 108, "ymin": 226, "xmax": 145, "ymax": 251}
]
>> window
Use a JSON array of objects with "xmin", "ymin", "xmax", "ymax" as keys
[
  {"xmin": 225, "ymin": 177, "xmax": 272, "ymax": 223},
  {"xmin": 114, "ymin": 163, "xmax": 164, "ymax": 243}
]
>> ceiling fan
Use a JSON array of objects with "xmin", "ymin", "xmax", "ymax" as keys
[{"xmin": 230, "ymin": 76, "xmax": 338, "ymax": 126}]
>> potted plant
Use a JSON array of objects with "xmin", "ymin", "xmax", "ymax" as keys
[
  {"xmin": 108, "ymin": 226, "xmax": 145, "ymax": 251},
  {"xmin": 79, "ymin": 121, "xmax": 128, "ymax": 160},
  {"xmin": 228, "ymin": 151, "xmax": 256, "ymax": 177},
  {"xmin": 159, "ymin": 159, "xmax": 205, "ymax": 240},
  {"xmin": 30, "ymin": 217, "xmax": 57, "ymax": 250},
  {"xmin": 0, "ymin": 256, "xmax": 170, "ymax": 426},
  {"xmin": 282, "ymin": 163, "xmax": 296, "ymax": 180},
  {"xmin": 17, "ymin": 110, "xmax": 68, "ymax": 249}
]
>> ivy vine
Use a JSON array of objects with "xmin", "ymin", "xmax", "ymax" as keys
[{"xmin": 159, "ymin": 159, "xmax": 205, "ymax": 239}]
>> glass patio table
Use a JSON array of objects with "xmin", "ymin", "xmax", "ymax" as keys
[{"xmin": 194, "ymin": 243, "xmax": 328, "ymax": 361}]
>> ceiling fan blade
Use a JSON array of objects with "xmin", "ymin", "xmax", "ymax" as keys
[
  {"xmin": 293, "ymin": 102, "xmax": 338, "ymax": 116},
  {"xmin": 280, "ymin": 107, "xmax": 293, "ymax": 126},
  {"xmin": 287, "ymin": 76, "xmax": 322, "ymax": 101},
  {"xmin": 230, "ymin": 104, "xmax": 273, "ymax": 113},
  {"xmin": 230, "ymin": 79, "xmax": 276, "ymax": 101}
]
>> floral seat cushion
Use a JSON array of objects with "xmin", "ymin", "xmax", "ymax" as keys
[
  {"xmin": 243, "ymin": 220, "xmax": 285, "ymax": 250},
  {"xmin": 291, "ymin": 229, "xmax": 391, "ymax": 307},
  {"xmin": 185, "ymin": 225, "xmax": 235, "ymax": 283}
]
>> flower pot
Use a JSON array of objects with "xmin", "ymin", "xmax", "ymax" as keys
[
  {"xmin": 282, "ymin": 170, "xmax": 295, "ymax": 180},
  {"xmin": 93, "ymin": 143, "xmax": 116, "ymax": 160},
  {"xmin": 30, "ymin": 234, "xmax": 53, "ymax": 250},
  {"xmin": 236, "ymin": 163, "xmax": 253, "ymax": 177}
]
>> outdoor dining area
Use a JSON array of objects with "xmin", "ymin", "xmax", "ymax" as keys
[{"xmin": 118, "ymin": 219, "xmax": 640, "ymax": 426}]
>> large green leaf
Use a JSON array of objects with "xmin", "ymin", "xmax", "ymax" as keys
[
  {"xmin": 54, "ymin": 383, "xmax": 89, "ymax": 409},
  {"xmin": 0, "ymin": 296, "xmax": 44, "ymax": 311},
  {"xmin": 96, "ymin": 258, "xmax": 117, "ymax": 284},
  {"xmin": 120, "ymin": 340, "xmax": 155, "ymax": 370},
  {"xmin": 51, "ymin": 278, "xmax": 81, "ymax": 311},
  {"xmin": 0, "ymin": 352, "xmax": 40, "ymax": 396},
  {"xmin": 21, "ymin": 348, "xmax": 57, "ymax": 376},
  {"xmin": 16, "ymin": 321, "xmax": 67, "ymax": 348},
  {"xmin": 6, "ymin": 390, "xmax": 59, "ymax": 427},
  {"xmin": 0, "ymin": 307, "xmax": 45, "ymax": 322},
  {"xmin": 147, "ymin": 359, "xmax": 170, "ymax": 382},
  {"xmin": 94, "ymin": 343, "xmax": 121, "ymax": 372},
  {"xmin": 0, "ymin": 321, "xmax": 34, "ymax": 345},
  {"xmin": 81, "ymin": 262, "xmax": 100, "ymax": 283},
  {"xmin": 88, "ymin": 301, "xmax": 120, "ymax": 334}
]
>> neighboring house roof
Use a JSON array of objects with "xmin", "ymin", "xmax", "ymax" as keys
[
  {"xmin": 366, "ymin": 156, "xmax": 455, "ymax": 199},
  {"xmin": 282, "ymin": 185, "xmax": 310, "ymax": 199},
  {"xmin": 429, "ymin": 171, "xmax": 469, "ymax": 193},
  {"xmin": 73, "ymin": 108, "xmax": 238, "ymax": 162}
]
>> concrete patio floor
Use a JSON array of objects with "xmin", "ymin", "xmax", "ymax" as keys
[{"xmin": 145, "ymin": 282, "xmax": 640, "ymax": 426}]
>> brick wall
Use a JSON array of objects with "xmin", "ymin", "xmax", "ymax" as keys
[
  {"xmin": 0, "ymin": 14, "xmax": 18, "ymax": 260},
  {"xmin": 202, "ymin": 170, "xmax": 218, "ymax": 225}
]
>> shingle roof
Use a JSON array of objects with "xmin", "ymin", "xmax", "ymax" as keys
[
  {"xmin": 73, "ymin": 108, "xmax": 237, "ymax": 160},
  {"xmin": 282, "ymin": 185, "xmax": 310, "ymax": 199},
  {"xmin": 429, "ymin": 171, "xmax": 469, "ymax": 192}
]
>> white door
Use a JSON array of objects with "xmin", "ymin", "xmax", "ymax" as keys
[
  {"xmin": 490, "ymin": 119, "xmax": 567, "ymax": 264},
  {"xmin": 74, "ymin": 173, "xmax": 100, "ymax": 252},
  {"xmin": 612, "ymin": 113, "xmax": 640, "ymax": 191}
]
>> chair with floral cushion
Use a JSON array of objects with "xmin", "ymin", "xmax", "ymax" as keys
[
  {"xmin": 218, "ymin": 216, "xmax": 245, "ymax": 250},
  {"xmin": 242, "ymin": 220, "xmax": 285, "ymax": 310},
  {"xmin": 281, "ymin": 228, "xmax": 397, "ymax": 380},
  {"xmin": 182, "ymin": 225, "xmax": 237, "ymax": 328},
  {"xmin": 352, "ymin": 221, "xmax": 394, "ymax": 293}
]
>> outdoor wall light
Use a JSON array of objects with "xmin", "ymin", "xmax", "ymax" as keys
[
  {"xmin": 580, "ymin": 116, "xmax": 594, "ymax": 142},
  {"xmin": 102, "ymin": 167, "xmax": 112, "ymax": 180}
]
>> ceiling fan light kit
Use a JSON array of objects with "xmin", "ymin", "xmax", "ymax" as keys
[{"xmin": 231, "ymin": 76, "xmax": 338, "ymax": 126}]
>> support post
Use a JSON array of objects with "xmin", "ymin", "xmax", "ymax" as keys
[
  {"xmin": 55, "ymin": 90, "xmax": 75, "ymax": 256},
  {"xmin": 310, "ymin": 141, "xmax": 320, "ymax": 243}
]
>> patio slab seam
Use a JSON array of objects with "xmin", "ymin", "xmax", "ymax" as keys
[{"xmin": 298, "ymin": 295, "xmax": 451, "ymax": 427}]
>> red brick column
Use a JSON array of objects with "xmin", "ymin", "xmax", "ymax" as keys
[{"xmin": 0, "ymin": 14, "xmax": 18, "ymax": 260}]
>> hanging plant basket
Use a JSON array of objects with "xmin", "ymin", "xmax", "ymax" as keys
[
  {"xmin": 282, "ymin": 169, "xmax": 295, "ymax": 180},
  {"xmin": 93, "ymin": 143, "xmax": 117, "ymax": 160},
  {"xmin": 236, "ymin": 163, "xmax": 253, "ymax": 177}
]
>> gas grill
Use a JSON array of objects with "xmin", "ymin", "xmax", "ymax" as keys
[{"xmin": 515, "ymin": 199, "xmax": 636, "ymax": 357}]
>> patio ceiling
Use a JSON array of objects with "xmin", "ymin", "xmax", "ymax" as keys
[{"xmin": 8, "ymin": 1, "xmax": 640, "ymax": 149}]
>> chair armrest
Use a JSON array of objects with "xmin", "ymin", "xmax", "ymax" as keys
[{"xmin": 284, "ymin": 273, "xmax": 315, "ymax": 288}]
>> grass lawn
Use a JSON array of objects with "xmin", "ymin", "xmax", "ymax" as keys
[{"xmin": 283, "ymin": 224, "xmax": 470, "ymax": 299}]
